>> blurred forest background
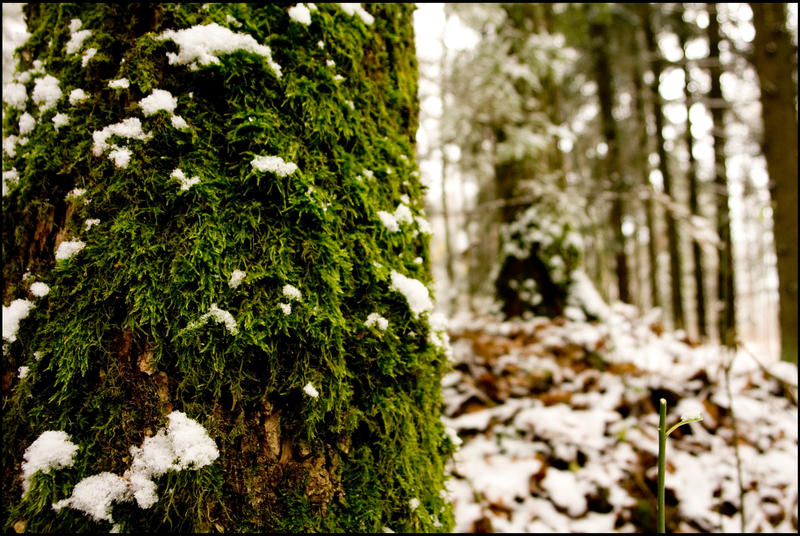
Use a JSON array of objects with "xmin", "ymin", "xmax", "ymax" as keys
[{"xmin": 415, "ymin": 2, "xmax": 797, "ymax": 365}]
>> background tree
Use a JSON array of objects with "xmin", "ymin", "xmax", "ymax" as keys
[
  {"xmin": 749, "ymin": 2, "xmax": 798, "ymax": 364},
  {"xmin": 2, "ymin": 3, "xmax": 454, "ymax": 532},
  {"xmin": 707, "ymin": 2, "xmax": 737, "ymax": 348}
]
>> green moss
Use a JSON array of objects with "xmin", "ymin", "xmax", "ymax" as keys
[{"xmin": 3, "ymin": 3, "xmax": 454, "ymax": 533}]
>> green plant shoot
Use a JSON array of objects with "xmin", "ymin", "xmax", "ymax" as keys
[{"xmin": 657, "ymin": 398, "xmax": 703, "ymax": 533}]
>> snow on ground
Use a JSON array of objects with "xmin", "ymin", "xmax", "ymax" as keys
[{"xmin": 443, "ymin": 304, "xmax": 798, "ymax": 533}]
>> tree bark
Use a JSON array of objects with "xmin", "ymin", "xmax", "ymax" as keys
[
  {"xmin": 749, "ymin": 2, "xmax": 798, "ymax": 364},
  {"xmin": 589, "ymin": 11, "xmax": 630, "ymax": 304},
  {"xmin": 679, "ymin": 27, "xmax": 708, "ymax": 339},
  {"xmin": 642, "ymin": 2, "xmax": 686, "ymax": 331},
  {"xmin": 707, "ymin": 3, "xmax": 737, "ymax": 348},
  {"xmin": 632, "ymin": 41, "xmax": 662, "ymax": 311},
  {"xmin": 2, "ymin": 4, "xmax": 453, "ymax": 532}
]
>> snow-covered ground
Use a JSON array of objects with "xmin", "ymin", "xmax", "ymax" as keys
[{"xmin": 442, "ymin": 304, "xmax": 798, "ymax": 533}]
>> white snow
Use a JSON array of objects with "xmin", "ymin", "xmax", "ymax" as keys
[
  {"xmin": 3, "ymin": 167, "xmax": 19, "ymax": 196},
  {"xmin": 251, "ymin": 155, "xmax": 298, "ymax": 177},
  {"xmin": 156, "ymin": 23, "xmax": 282, "ymax": 77},
  {"xmin": 171, "ymin": 115, "xmax": 188, "ymax": 129},
  {"xmin": 21, "ymin": 431, "xmax": 79, "ymax": 496},
  {"xmin": 409, "ymin": 497, "xmax": 420, "ymax": 510},
  {"xmin": 282, "ymin": 284, "xmax": 302, "ymax": 301},
  {"xmin": 389, "ymin": 271, "xmax": 433, "ymax": 318},
  {"xmin": 339, "ymin": 3, "xmax": 374, "ymax": 25},
  {"xmin": 84, "ymin": 218, "xmax": 100, "ymax": 231},
  {"xmin": 32, "ymin": 75, "xmax": 62, "ymax": 111},
  {"xmin": 55, "ymin": 240, "xmax": 86, "ymax": 261},
  {"xmin": 139, "ymin": 89, "xmax": 177, "ymax": 116},
  {"xmin": 18, "ymin": 112, "xmax": 35, "ymax": 135},
  {"xmin": 81, "ymin": 47, "xmax": 97, "ymax": 67},
  {"xmin": 170, "ymin": 168, "xmax": 200, "ymax": 190},
  {"xmin": 29, "ymin": 282, "xmax": 50, "ymax": 297},
  {"xmin": 92, "ymin": 117, "xmax": 151, "ymax": 156},
  {"xmin": 3, "ymin": 298, "xmax": 35, "ymax": 342},
  {"xmin": 228, "ymin": 270, "xmax": 246, "ymax": 288},
  {"xmin": 18, "ymin": 365, "xmax": 29, "ymax": 379},
  {"xmin": 108, "ymin": 78, "xmax": 129, "ymax": 89},
  {"xmin": 52, "ymin": 113, "xmax": 69, "ymax": 131},
  {"xmin": 52, "ymin": 411, "xmax": 218, "ymax": 520},
  {"xmin": 52, "ymin": 472, "xmax": 129, "ymax": 523},
  {"xmin": 66, "ymin": 188, "xmax": 87, "ymax": 200},
  {"xmin": 187, "ymin": 303, "xmax": 238, "ymax": 335},
  {"xmin": 69, "ymin": 88, "xmax": 88, "ymax": 105},
  {"xmin": 377, "ymin": 210, "xmax": 399, "ymax": 232},
  {"xmin": 279, "ymin": 303, "xmax": 292, "ymax": 315},
  {"xmin": 66, "ymin": 28, "xmax": 92, "ymax": 55},
  {"xmin": 108, "ymin": 145, "xmax": 132, "ymax": 168},
  {"xmin": 288, "ymin": 4, "xmax": 312, "ymax": 25},
  {"xmin": 3, "ymin": 135, "xmax": 18, "ymax": 157},
  {"xmin": 3, "ymin": 82, "xmax": 28, "ymax": 109},
  {"xmin": 365, "ymin": 312, "xmax": 389, "ymax": 330},
  {"xmin": 303, "ymin": 382, "xmax": 319, "ymax": 398}
]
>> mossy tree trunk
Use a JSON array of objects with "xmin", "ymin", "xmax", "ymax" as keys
[
  {"xmin": 2, "ymin": 3, "xmax": 454, "ymax": 533},
  {"xmin": 749, "ymin": 2, "xmax": 798, "ymax": 364}
]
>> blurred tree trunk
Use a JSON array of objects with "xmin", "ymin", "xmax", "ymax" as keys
[
  {"xmin": 588, "ymin": 8, "xmax": 630, "ymax": 304},
  {"xmin": 631, "ymin": 38, "xmax": 662, "ymax": 311},
  {"xmin": 749, "ymin": 2, "xmax": 798, "ymax": 364},
  {"xmin": 642, "ymin": 2, "xmax": 686, "ymax": 331},
  {"xmin": 707, "ymin": 3, "xmax": 737, "ymax": 347},
  {"xmin": 679, "ymin": 27, "xmax": 708, "ymax": 339},
  {"xmin": 439, "ymin": 44, "xmax": 456, "ymax": 312},
  {"xmin": 1, "ymin": 3, "xmax": 453, "ymax": 532}
]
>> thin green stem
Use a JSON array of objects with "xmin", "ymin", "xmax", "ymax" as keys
[{"xmin": 658, "ymin": 398, "xmax": 667, "ymax": 533}]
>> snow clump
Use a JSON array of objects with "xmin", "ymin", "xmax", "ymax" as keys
[
  {"xmin": 52, "ymin": 472, "xmax": 129, "ymax": 523},
  {"xmin": 282, "ymin": 284, "xmax": 302, "ymax": 301},
  {"xmin": 32, "ymin": 75, "xmax": 62, "ymax": 111},
  {"xmin": 69, "ymin": 88, "xmax": 88, "ymax": 105},
  {"xmin": 139, "ymin": 89, "xmax": 178, "ymax": 116},
  {"xmin": 3, "ymin": 168, "xmax": 19, "ymax": 196},
  {"xmin": 92, "ymin": 117, "xmax": 151, "ymax": 156},
  {"xmin": 52, "ymin": 113, "xmax": 69, "ymax": 132},
  {"xmin": 339, "ymin": 3, "xmax": 374, "ymax": 25},
  {"xmin": 18, "ymin": 112, "xmax": 35, "ymax": 135},
  {"xmin": 66, "ymin": 19, "xmax": 92, "ymax": 54},
  {"xmin": 108, "ymin": 78, "xmax": 129, "ymax": 89},
  {"xmin": 21, "ymin": 431, "xmax": 79, "ymax": 496},
  {"xmin": 53, "ymin": 412, "xmax": 218, "ymax": 519},
  {"xmin": 84, "ymin": 219, "xmax": 101, "ymax": 231},
  {"xmin": 365, "ymin": 312, "xmax": 389, "ymax": 331},
  {"xmin": 18, "ymin": 366, "xmax": 29, "ymax": 379},
  {"xmin": 55, "ymin": 240, "xmax": 86, "ymax": 261},
  {"xmin": 228, "ymin": 270, "xmax": 246, "ymax": 288},
  {"xmin": 66, "ymin": 188, "xmax": 87, "ymax": 200},
  {"xmin": 3, "ymin": 82, "xmax": 28, "ymax": 109},
  {"xmin": 29, "ymin": 282, "xmax": 50, "ymax": 297},
  {"xmin": 389, "ymin": 271, "xmax": 434, "ymax": 318},
  {"xmin": 108, "ymin": 146, "xmax": 132, "ymax": 168},
  {"xmin": 251, "ymin": 155, "xmax": 298, "ymax": 177},
  {"xmin": 303, "ymin": 382, "xmax": 319, "ymax": 398},
  {"xmin": 186, "ymin": 304, "xmax": 238, "ymax": 335},
  {"xmin": 3, "ymin": 299, "xmax": 35, "ymax": 343},
  {"xmin": 170, "ymin": 168, "xmax": 200, "ymax": 190},
  {"xmin": 156, "ymin": 23, "xmax": 282, "ymax": 77},
  {"xmin": 288, "ymin": 4, "xmax": 312, "ymax": 25},
  {"xmin": 81, "ymin": 48, "xmax": 97, "ymax": 67}
]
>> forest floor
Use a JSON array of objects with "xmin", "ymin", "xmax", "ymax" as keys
[{"xmin": 441, "ymin": 303, "xmax": 798, "ymax": 533}]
